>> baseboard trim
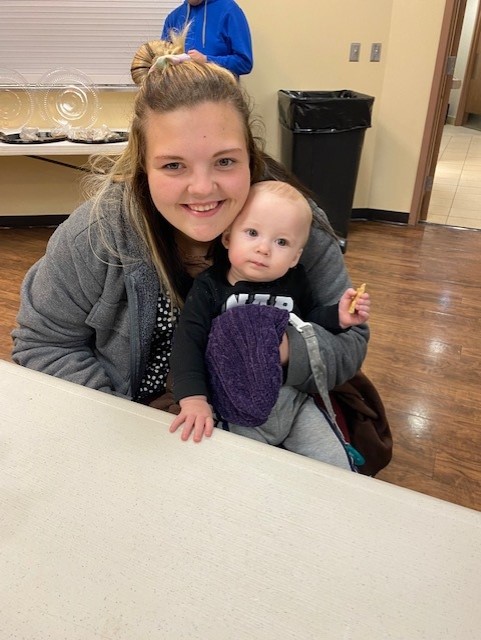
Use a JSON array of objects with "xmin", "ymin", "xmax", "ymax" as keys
[
  {"xmin": 0, "ymin": 214, "xmax": 69, "ymax": 228},
  {"xmin": 351, "ymin": 208, "xmax": 409, "ymax": 224}
]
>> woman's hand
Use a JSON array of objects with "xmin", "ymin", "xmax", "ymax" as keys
[
  {"xmin": 169, "ymin": 395, "xmax": 214, "ymax": 442},
  {"xmin": 187, "ymin": 49, "xmax": 208, "ymax": 64}
]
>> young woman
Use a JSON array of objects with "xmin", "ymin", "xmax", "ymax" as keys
[{"xmin": 12, "ymin": 32, "xmax": 369, "ymax": 450}]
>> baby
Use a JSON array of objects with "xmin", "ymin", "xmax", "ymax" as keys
[{"xmin": 169, "ymin": 181, "xmax": 370, "ymax": 467}]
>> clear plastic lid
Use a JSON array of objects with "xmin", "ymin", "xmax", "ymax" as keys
[
  {"xmin": 38, "ymin": 68, "xmax": 100, "ymax": 128},
  {"xmin": 0, "ymin": 68, "xmax": 34, "ymax": 131}
]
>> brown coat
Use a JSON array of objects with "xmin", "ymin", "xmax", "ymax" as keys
[{"xmin": 330, "ymin": 371, "xmax": 392, "ymax": 476}]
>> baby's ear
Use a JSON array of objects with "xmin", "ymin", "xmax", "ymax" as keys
[
  {"xmin": 221, "ymin": 228, "xmax": 231, "ymax": 249},
  {"xmin": 290, "ymin": 248, "xmax": 303, "ymax": 268}
]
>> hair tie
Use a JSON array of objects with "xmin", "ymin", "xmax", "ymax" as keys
[{"xmin": 148, "ymin": 53, "xmax": 191, "ymax": 75}]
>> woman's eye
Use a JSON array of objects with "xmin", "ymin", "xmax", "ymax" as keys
[
  {"xmin": 163, "ymin": 162, "xmax": 182, "ymax": 171},
  {"xmin": 217, "ymin": 157, "xmax": 234, "ymax": 167}
]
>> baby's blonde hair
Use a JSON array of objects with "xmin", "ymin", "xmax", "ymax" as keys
[{"xmin": 248, "ymin": 180, "xmax": 313, "ymax": 246}]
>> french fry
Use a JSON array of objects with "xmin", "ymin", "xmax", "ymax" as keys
[{"xmin": 348, "ymin": 283, "xmax": 366, "ymax": 314}]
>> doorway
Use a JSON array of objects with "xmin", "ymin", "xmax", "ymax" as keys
[
  {"xmin": 412, "ymin": 0, "xmax": 481, "ymax": 231},
  {"xmin": 410, "ymin": 0, "xmax": 467, "ymax": 226},
  {"xmin": 430, "ymin": 0, "xmax": 481, "ymax": 230},
  {"xmin": 426, "ymin": 122, "xmax": 481, "ymax": 229},
  {"xmin": 455, "ymin": 0, "xmax": 481, "ymax": 128}
]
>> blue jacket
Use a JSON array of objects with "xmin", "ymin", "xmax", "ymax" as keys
[{"xmin": 161, "ymin": 0, "xmax": 253, "ymax": 77}]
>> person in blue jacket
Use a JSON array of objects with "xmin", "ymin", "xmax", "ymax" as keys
[{"xmin": 161, "ymin": 0, "xmax": 253, "ymax": 77}]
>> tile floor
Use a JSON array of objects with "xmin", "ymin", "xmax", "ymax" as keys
[{"xmin": 426, "ymin": 123, "xmax": 481, "ymax": 230}]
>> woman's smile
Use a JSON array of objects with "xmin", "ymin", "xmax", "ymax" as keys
[{"xmin": 183, "ymin": 201, "xmax": 221, "ymax": 215}]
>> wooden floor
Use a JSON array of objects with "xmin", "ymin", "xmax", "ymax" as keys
[{"xmin": 1, "ymin": 220, "xmax": 481, "ymax": 511}]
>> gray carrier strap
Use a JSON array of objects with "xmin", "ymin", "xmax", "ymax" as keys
[
  {"xmin": 288, "ymin": 313, "xmax": 364, "ymax": 471},
  {"xmin": 288, "ymin": 313, "xmax": 337, "ymax": 422}
]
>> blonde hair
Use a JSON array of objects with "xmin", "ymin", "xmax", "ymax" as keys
[
  {"xmin": 248, "ymin": 180, "xmax": 313, "ymax": 245},
  {"xmin": 85, "ymin": 28, "xmax": 265, "ymax": 309}
]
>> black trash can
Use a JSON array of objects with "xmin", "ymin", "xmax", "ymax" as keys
[{"xmin": 278, "ymin": 89, "xmax": 374, "ymax": 251}]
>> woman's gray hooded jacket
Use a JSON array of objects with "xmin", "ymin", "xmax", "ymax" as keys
[{"xmin": 12, "ymin": 187, "xmax": 369, "ymax": 400}]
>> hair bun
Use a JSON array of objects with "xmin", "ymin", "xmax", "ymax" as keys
[
  {"xmin": 130, "ymin": 29, "xmax": 188, "ymax": 85},
  {"xmin": 131, "ymin": 41, "xmax": 171, "ymax": 85}
]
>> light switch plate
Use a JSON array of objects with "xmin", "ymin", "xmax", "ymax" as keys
[
  {"xmin": 349, "ymin": 43, "xmax": 361, "ymax": 62},
  {"xmin": 370, "ymin": 43, "xmax": 382, "ymax": 62}
]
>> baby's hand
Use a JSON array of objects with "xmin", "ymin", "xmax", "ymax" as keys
[
  {"xmin": 339, "ymin": 287, "xmax": 371, "ymax": 328},
  {"xmin": 169, "ymin": 396, "xmax": 214, "ymax": 443}
]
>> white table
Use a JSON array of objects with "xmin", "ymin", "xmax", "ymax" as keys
[
  {"xmin": 0, "ymin": 139, "xmax": 128, "ymax": 156},
  {"xmin": 1, "ymin": 359, "xmax": 480, "ymax": 639}
]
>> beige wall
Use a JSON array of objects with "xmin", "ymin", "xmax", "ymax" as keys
[
  {"xmin": 367, "ymin": 0, "xmax": 445, "ymax": 211},
  {"xmin": 1, "ymin": 0, "xmax": 446, "ymax": 216},
  {"xmin": 240, "ymin": 0, "xmax": 446, "ymax": 212}
]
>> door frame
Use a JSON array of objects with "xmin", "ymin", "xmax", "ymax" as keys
[
  {"xmin": 409, "ymin": 0, "xmax": 467, "ymax": 224},
  {"xmin": 455, "ymin": 0, "xmax": 481, "ymax": 125}
]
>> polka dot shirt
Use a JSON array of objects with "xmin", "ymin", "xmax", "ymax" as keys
[{"xmin": 135, "ymin": 293, "xmax": 180, "ymax": 402}]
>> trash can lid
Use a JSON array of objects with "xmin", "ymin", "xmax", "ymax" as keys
[{"xmin": 278, "ymin": 89, "xmax": 374, "ymax": 132}]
